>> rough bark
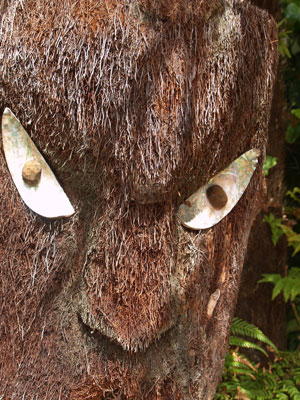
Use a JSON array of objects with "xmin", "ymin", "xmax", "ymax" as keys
[
  {"xmin": 252, "ymin": 0, "xmax": 279, "ymax": 17},
  {"xmin": 236, "ymin": 0, "xmax": 287, "ymax": 351},
  {"xmin": 0, "ymin": 0, "xmax": 8, "ymax": 14},
  {"xmin": 0, "ymin": 1, "xmax": 278, "ymax": 399}
]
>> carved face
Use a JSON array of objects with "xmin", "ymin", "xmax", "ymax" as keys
[{"xmin": 0, "ymin": 1, "xmax": 277, "ymax": 399}]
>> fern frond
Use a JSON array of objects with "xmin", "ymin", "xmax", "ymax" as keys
[
  {"xmin": 294, "ymin": 367, "xmax": 300, "ymax": 385},
  {"xmin": 237, "ymin": 381, "xmax": 270, "ymax": 399},
  {"xmin": 231, "ymin": 317, "xmax": 278, "ymax": 352},
  {"xmin": 231, "ymin": 351, "xmax": 257, "ymax": 371},
  {"xmin": 216, "ymin": 323, "xmax": 300, "ymax": 400},
  {"xmin": 230, "ymin": 368, "xmax": 256, "ymax": 379},
  {"xmin": 258, "ymin": 371, "xmax": 277, "ymax": 391},
  {"xmin": 281, "ymin": 379, "xmax": 300, "ymax": 399},
  {"xmin": 213, "ymin": 392, "xmax": 230, "ymax": 400},
  {"xmin": 229, "ymin": 336, "xmax": 268, "ymax": 356},
  {"xmin": 275, "ymin": 394, "xmax": 289, "ymax": 400},
  {"xmin": 274, "ymin": 365, "xmax": 286, "ymax": 378},
  {"xmin": 227, "ymin": 360, "xmax": 254, "ymax": 373}
]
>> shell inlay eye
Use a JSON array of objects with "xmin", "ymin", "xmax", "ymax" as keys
[
  {"xmin": 2, "ymin": 108, "xmax": 75, "ymax": 218},
  {"xmin": 22, "ymin": 160, "xmax": 42, "ymax": 186},
  {"xmin": 206, "ymin": 184, "xmax": 228, "ymax": 210},
  {"xmin": 178, "ymin": 149, "xmax": 260, "ymax": 230}
]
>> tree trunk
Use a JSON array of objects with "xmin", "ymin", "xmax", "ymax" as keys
[
  {"xmin": 236, "ymin": 0, "xmax": 287, "ymax": 352},
  {"xmin": 252, "ymin": 0, "xmax": 280, "ymax": 16},
  {"xmin": 0, "ymin": 0, "xmax": 8, "ymax": 14},
  {"xmin": 0, "ymin": 1, "xmax": 278, "ymax": 399}
]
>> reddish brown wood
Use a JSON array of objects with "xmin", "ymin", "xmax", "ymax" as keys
[
  {"xmin": 237, "ymin": 0, "xmax": 287, "ymax": 351},
  {"xmin": 0, "ymin": 1, "xmax": 278, "ymax": 398}
]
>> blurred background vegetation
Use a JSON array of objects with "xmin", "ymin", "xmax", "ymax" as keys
[{"xmin": 215, "ymin": 1, "xmax": 300, "ymax": 398}]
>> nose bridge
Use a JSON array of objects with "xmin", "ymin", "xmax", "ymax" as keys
[
  {"xmin": 84, "ymin": 200, "xmax": 175, "ymax": 281},
  {"xmin": 113, "ymin": 129, "xmax": 197, "ymax": 206}
]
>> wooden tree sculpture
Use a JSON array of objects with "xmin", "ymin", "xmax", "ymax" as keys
[{"xmin": 0, "ymin": 1, "xmax": 278, "ymax": 399}]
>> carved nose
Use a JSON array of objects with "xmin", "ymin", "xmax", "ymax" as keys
[
  {"xmin": 79, "ymin": 282, "xmax": 174, "ymax": 351},
  {"xmin": 79, "ymin": 207, "xmax": 176, "ymax": 350}
]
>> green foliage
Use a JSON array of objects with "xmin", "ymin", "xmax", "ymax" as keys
[
  {"xmin": 263, "ymin": 213, "xmax": 284, "ymax": 246},
  {"xmin": 286, "ymin": 110, "xmax": 300, "ymax": 143},
  {"xmin": 263, "ymin": 155, "xmax": 278, "ymax": 176},
  {"xmin": 291, "ymin": 109, "xmax": 300, "ymax": 119},
  {"xmin": 259, "ymin": 268, "xmax": 300, "ymax": 302},
  {"xmin": 280, "ymin": 225, "xmax": 300, "ymax": 256},
  {"xmin": 286, "ymin": 123, "xmax": 300, "ymax": 143},
  {"xmin": 285, "ymin": 3, "xmax": 300, "ymax": 23},
  {"xmin": 229, "ymin": 336, "xmax": 269, "ymax": 356},
  {"xmin": 277, "ymin": 18, "xmax": 292, "ymax": 58},
  {"xmin": 261, "ymin": 203, "xmax": 300, "ymax": 332},
  {"xmin": 280, "ymin": 0, "xmax": 300, "ymax": 111},
  {"xmin": 231, "ymin": 318, "xmax": 277, "ymax": 352},
  {"xmin": 286, "ymin": 187, "xmax": 300, "ymax": 204},
  {"xmin": 278, "ymin": 1, "xmax": 300, "ymax": 338},
  {"xmin": 216, "ymin": 2, "xmax": 300, "ymax": 398},
  {"xmin": 215, "ymin": 319, "xmax": 300, "ymax": 400}
]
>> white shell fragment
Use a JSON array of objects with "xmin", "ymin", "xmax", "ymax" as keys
[
  {"xmin": 178, "ymin": 149, "xmax": 260, "ymax": 230},
  {"xmin": 2, "ymin": 108, "xmax": 75, "ymax": 218}
]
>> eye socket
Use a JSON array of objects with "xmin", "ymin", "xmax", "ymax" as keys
[
  {"xmin": 178, "ymin": 149, "xmax": 260, "ymax": 230},
  {"xmin": 2, "ymin": 108, "xmax": 75, "ymax": 218}
]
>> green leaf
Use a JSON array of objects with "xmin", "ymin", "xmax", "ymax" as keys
[
  {"xmin": 273, "ymin": 277, "xmax": 287, "ymax": 301},
  {"xmin": 279, "ymin": 37, "xmax": 292, "ymax": 58},
  {"xmin": 277, "ymin": 17, "xmax": 287, "ymax": 29},
  {"xmin": 279, "ymin": 224, "xmax": 300, "ymax": 256},
  {"xmin": 263, "ymin": 213, "xmax": 284, "ymax": 246},
  {"xmin": 286, "ymin": 3, "xmax": 300, "ymax": 22},
  {"xmin": 287, "ymin": 318, "xmax": 300, "ymax": 333},
  {"xmin": 286, "ymin": 123, "xmax": 300, "ymax": 144},
  {"xmin": 260, "ymin": 268, "xmax": 300, "ymax": 302},
  {"xmin": 259, "ymin": 273, "xmax": 283, "ymax": 300},
  {"xmin": 291, "ymin": 108, "xmax": 300, "ymax": 119},
  {"xmin": 263, "ymin": 155, "xmax": 277, "ymax": 176},
  {"xmin": 286, "ymin": 187, "xmax": 300, "ymax": 204},
  {"xmin": 259, "ymin": 273, "xmax": 282, "ymax": 284}
]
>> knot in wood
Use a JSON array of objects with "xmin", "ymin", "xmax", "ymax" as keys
[
  {"xmin": 206, "ymin": 184, "xmax": 228, "ymax": 210},
  {"xmin": 22, "ymin": 160, "xmax": 42, "ymax": 185}
]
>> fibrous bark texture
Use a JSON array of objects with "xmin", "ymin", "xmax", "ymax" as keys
[
  {"xmin": 237, "ymin": 74, "xmax": 287, "ymax": 352},
  {"xmin": 252, "ymin": 0, "xmax": 279, "ymax": 16},
  {"xmin": 0, "ymin": 1, "xmax": 277, "ymax": 399},
  {"xmin": 237, "ymin": 0, "xmax": 287, "ymax": 352}
]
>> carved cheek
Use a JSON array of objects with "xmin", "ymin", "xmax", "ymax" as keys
[{"xmin": 0, "ymin": 163, "xmax": 80, "ymax": 339}]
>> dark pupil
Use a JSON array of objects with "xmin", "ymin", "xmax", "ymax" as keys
[{"xmin": 206, "ymin": 184, "xmax": 228, "ymax": 210}]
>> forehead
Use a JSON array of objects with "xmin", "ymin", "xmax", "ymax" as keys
[{"xmin": 0, "ymin": 0, "xmax": 263, "ymax": 197}]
